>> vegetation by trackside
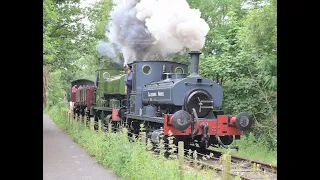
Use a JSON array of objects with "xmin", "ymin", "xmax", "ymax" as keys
[{"xmin": 45, "ymin": 104, "xmax": 248, "ymax": 180}]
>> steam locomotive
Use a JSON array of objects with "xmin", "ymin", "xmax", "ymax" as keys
[
  {"xmin": 70, "ymin": 69, "xmax": 127, "ymax": 123},
  {"xmin": 70, "ymin": 51, "xmax": 253, "ymax": 150}
]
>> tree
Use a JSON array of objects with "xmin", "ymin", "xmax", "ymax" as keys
[
  {"xmin": 43, "ymin": 0, "xmax": 90, "ymax": 107},
  {"xmin": 43, "ymin": 0, "xmax": 117, "ymax": 107},
  {"xmin": 191, "ymin": 0, "xmax": 277, "ymax": 148}
]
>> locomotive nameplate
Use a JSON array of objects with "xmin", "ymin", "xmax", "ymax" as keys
[
  {"xmin": 147, "ymin": 91, "xmax": 164, "ymax": 97},
  {"xmin": 142, "ymin": 88, "xmax": 171, "ymax": 101}
]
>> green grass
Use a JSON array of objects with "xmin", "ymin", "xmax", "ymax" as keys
[
  {"xmin": 45, "ymin": 105, "xmax": 233, "ymax": 180},
  {"xmin": 210, "ymin": 133, "xmax": 277, "ymax": 165}
]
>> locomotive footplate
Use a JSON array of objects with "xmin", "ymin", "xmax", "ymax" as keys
[
  {"xmin": 126, "ymin": 114, "xmax": 164, "ymax": 124},
  {"xmin": 94, "ymin": 107, "xmax": 113, "ymax": 111}
]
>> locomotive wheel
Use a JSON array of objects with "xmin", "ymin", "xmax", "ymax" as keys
[
  {"xmin": 182, "ymin": 139, "xmax": 191, "ymax": 149},
  {"xmin": 219, "ymin": 135, "xmax": 233, "ymax": 145},
  {"xmin": 235, "ymin": 112, "xmax": 253, "ymax": 131},
  {"xmin": 118, "ymin": 107, "xmax": 127, "ymax": 119},
  {"xmin": 171, "ymin": 110, "xmax": 192, "ymax": 131},
  {"xmin": 81, "ymin": 108, "xmax": 86, "ymax": 117},
  {"xmin": 199, "ymin": 143, "xmax": 208, "ymax": 151}
]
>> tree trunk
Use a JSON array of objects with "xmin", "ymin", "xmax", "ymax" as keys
[{"xmin": 43, "ymin": 65, "xmax": 50, "ymax": 109}]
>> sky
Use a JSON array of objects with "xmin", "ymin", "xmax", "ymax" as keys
[
  {"xmin": 79, "ymin": 0, "xmax": 99, "ymax": 30},
  {"xmin": 80, "ymin": 0, "xmax": 98, "ymax": 8},
  {"xmin": 70, "ymin": 0, "xmax": 99, "ymax": 43}
]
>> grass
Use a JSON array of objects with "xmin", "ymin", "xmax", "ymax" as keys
[
  {"xmin": 209, "ymin": 133, "xmax": 277, "ymax": 165},
  {"xmin": 45, "ymin": 105, "xmax": 234, "ymax": 180}
]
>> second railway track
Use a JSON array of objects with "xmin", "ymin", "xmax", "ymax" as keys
[{"xmin": 188, "ymin": 145, "xmax": 277, "ymax": 180}]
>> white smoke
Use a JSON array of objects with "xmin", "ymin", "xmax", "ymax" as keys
[
  {"xmin": 97, "ymin": 41, "xmax": 122, "ymax": 65},
  {"xmin": 102, "ymin": 0, "xmax": 210, "ymax": 67}
]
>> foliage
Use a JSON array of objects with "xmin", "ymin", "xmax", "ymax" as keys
[
  {"xmin": 43, "ymin": 0, "xmax": 86, "ymax": 69},
  {"xmin": 47, "ymin": 70, "xmax": 67, "ymax": 107},
  {"xmin": 191, "ymin": 0, "xmax": 277, "ymax": 150},
  {"xmin": 43, "ymin": 0, "xmax": 116, "ymax": 104}
]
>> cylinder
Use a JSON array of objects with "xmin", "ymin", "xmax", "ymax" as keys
[{"xmin": 143, "ymin": 105, "xmax": 157, "ymax": 117}]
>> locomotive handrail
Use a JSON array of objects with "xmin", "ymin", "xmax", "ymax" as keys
[
  {"xmin": 185, "ymin": 82, "xmax": 213, "ymax": 86},
  {"xmin": 199, "ymin": 100, "xmax": 213, "ymax": 103},
  {"xmin": 146, "ymin": 80, "xmax": 175, "ymax": 86},
  {"xmin": 143, "ymin": 80, "xmax": 155, "ymax": 87}
]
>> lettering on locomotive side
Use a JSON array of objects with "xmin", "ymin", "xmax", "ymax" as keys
[
  {"xmin": 143, "ymin": 88, "xmax": 171, "ymax": 101},
  {"xmin": 157, "ymin": 91, "xmax": 164, "ymax": 96},
  {"xmin": 147, "ymin": 91, "xmax": 165, "ymax": 97},
  {"xmin": 148, "ymin": 92, "xmax": 157, "ymax": 97}
]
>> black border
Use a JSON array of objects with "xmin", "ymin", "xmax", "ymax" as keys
[
  {"xmin": 278, "ymin": 0, "xmax": 289, "ymax": 178},
  {"xmin": 4, "ymin": 1, "xmax": 43, "ymax": 179},
  {"xmin": 278, "ymin": 1, "xmax": 313, "ymax": 178}
]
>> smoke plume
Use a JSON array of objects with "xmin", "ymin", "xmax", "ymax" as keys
[
  {"xmin": 102, "ymin": 0, "xmax": 210, "ymax": 66},
  {"xmin": 97, "ymin": 41, "xmax": 122, "ymax": 65}
]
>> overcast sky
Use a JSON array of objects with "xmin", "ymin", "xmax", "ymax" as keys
[
  {"xmin": 80, "ymin": 0, "xmax": 98, "ymax": 8},
  {"xmin": 78, "ymin": 0, "xmax": 99, "ymax": 30}
]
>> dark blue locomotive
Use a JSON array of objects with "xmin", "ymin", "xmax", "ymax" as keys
[{"xmin": 122, "ymin": 51, "xmax": 252, "ymax": 149}]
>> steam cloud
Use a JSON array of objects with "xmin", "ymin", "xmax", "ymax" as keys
[
  {"xmin": 100, "ymin": 0, "xmax": 210, "ymax": 67},
  {"xmin": 97, "ymin": 41, "xmax": 122, "ymax": 65}
]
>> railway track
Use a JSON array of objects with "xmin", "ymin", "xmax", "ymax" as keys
[{"xmin": 188, "ymin": 145, "xmax": 277, "ymax": 180}]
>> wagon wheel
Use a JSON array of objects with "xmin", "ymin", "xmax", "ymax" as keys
[
  {"xmin": 72, "ymin": 107, "xmax": 77, "ymax": 119},
  {"xmin": 93, "ymin": 114, "xmax": 99, "ymax": 131},
  {"xmin": 100, "ymin": 111, "xmax": 106, "ymax": 124},
  {"xmin": 94, "ymin": 111, "xmax": 105, "ymax": 131}
]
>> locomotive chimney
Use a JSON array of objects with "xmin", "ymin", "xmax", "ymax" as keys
[{"xmin": 189, "ymin": 51, "xmax": 201, "ymax": 76}]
